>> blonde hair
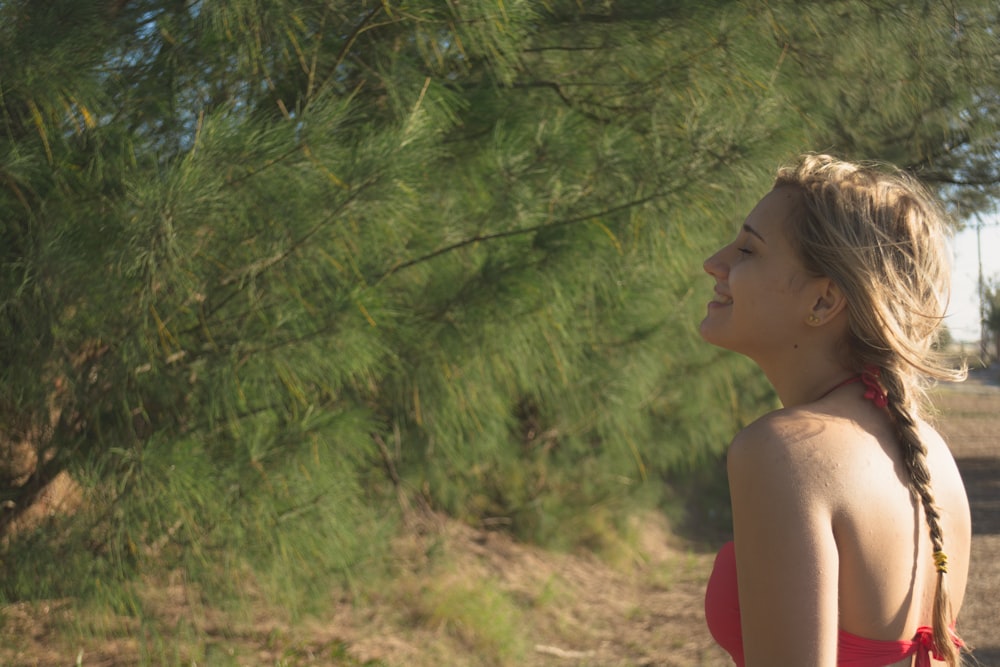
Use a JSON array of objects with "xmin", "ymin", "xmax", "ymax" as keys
[{"xmin": 774, "ymin": 154, "xmax": 966, "ymax": 665}]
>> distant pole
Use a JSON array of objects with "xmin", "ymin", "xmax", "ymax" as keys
[{"xmin": 978, "ymin": 214, "xmax": 987, "ymax": 363}]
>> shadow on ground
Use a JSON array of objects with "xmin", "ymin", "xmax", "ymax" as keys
[
  {"xmin": 955, "ymin": 456, "xmax": 1000, "ymax": 536},
  {"xmin": 970, "ymin": 364, "xmax": 1000, "ymax": 384},
  {"xmin": 967, "ymin": 646, "xmax": 1000, "ymax": 666}
]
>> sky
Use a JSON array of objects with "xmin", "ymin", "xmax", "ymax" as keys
[{"xmin": 947, "ymin": 215, "xmax": 1000, "ymax": 342}]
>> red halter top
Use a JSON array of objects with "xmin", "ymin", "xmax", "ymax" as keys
[{"xmin": 704, "ymin": 541, "xmax": 963, "ymax": 666}]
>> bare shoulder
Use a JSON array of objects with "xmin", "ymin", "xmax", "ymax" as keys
[
  {"xmin": 725, "ymin": 407, "xmax": 844, "ymax": 663},
  {"xmin": 912, "ymin": 417, "xmax": 967, "ymax": 489},
  {"xmin": 914, "ymin": 417, "xmax": 951, "ymax": 453},
  {"xmin": 728, "ymin": 407, "xmax": 850, "ymax": 480},
  {"xmin": 914, "ymin": 418, "xmax": 971, "ymax": 510}
]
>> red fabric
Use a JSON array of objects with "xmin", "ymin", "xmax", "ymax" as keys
[
  {"xmin": 704, "ymin": 541, "xmax": 963, "ymax": 666},
  {"xmin": 705, "ymin": 542, "xmax": 744, "ymax": 663},
  {"xmin": 859, "ymin": 365, "xmax": 889, "ymax": 409},
  {"xmin": 826, "ymin": 366, "xmax": 889, "ymax": 409}
]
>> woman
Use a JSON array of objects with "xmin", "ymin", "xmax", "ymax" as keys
[{"xmin": 701, "ymin": 154, "xmax": 972, "ymax": 666}]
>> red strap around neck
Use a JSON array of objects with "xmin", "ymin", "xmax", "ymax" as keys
[
  {"xmin": 822, "ymin": 365, "xmax": 888, "ymax": 408},
  {"xmin": 859, "ymin": 365, "xmax": 889, "ymax": 408}
]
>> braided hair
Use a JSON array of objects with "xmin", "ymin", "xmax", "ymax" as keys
[{"xmin": 774, "ymin": 154, "xmax": 966, "ymax": 665}]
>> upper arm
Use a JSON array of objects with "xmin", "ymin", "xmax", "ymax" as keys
[{"xmin": 727, "ymin": 417, "xmax": 839, "ymax": 666}]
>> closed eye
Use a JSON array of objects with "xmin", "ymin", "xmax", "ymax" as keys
[{"xmin": 737, "ymin": 247, "xmax": 752, "ymax": 256}]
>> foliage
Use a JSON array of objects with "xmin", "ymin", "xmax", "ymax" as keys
[{"xmin": 1, "ymin": 0, "xmax": 999, "ymax": 629}]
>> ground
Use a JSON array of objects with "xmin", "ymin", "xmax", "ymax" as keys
[
  {"xmin": 933, "ymin": 370, "xmax": 1000, "ymax": 665},
  {"xmin": 1, "ymin": 369, "xmax": 998, "ymax": 666}
]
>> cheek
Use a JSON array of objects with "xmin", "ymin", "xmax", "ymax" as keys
[{"xmin": 734, "ymin": 270, "xmax": 795, "ymax": 312}]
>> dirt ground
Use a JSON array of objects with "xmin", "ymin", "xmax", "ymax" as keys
[
  {"xmin": 932, "ymin": 368, "xmax": 1000, "ymax": 666},
  {"xmin": 1, "ymin": 368, "xmax": 998, "ymax": 666}
]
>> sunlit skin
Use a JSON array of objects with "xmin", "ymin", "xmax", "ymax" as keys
[
  {"xmin": 700, "ymin": 185, "xmax": 854, "ymax": 408},
  {"xmin": 699, "ymin": 186, "xmax": 971, "ymax": 666}
]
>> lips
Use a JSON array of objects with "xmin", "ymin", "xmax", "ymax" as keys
[{"xmin": 711, "ymin": 287, "xmax": 732, "ymax": 305}]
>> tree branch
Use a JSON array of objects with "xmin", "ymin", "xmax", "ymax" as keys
[{"xmin": 376, "ymin": 189, "xmax": 673, "ymax": 281}]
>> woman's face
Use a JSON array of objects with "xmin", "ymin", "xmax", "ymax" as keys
[{"xmin": 699, "ymin": 186, "xmax": 823, "ymax": 361}]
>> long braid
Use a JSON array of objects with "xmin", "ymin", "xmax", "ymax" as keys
[{"xmin": 878, "ymin": 365, "xmax": 960, "ymax": 666}]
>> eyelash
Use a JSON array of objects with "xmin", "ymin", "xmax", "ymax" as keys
[{"xmin": 737, "ymin": 247, "xmax": 752, "ymax": 256}]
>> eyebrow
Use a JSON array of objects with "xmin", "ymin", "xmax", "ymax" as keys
[{"xmin": 742, "ymin": 223, "xmax": 766, "ymax": 243}]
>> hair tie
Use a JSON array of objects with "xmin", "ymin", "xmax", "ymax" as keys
[
  {"xmin": 933, "ymin": 550, "xmax": 948, "ymax": 574},
  {"xmin": 860, "ymin": 365, "xmax": 888, "ymax": 408}
]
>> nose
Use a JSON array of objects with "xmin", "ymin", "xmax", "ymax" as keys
[{"xmin": 703, "ymin": 247, "xmax": 728, "ymax": 279}]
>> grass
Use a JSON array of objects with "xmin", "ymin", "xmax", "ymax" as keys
[
  {"xmin": 0, "ymin": 505, "xmax": 738, "ymax": 666},
  {"xmin": 0, "ymin": 458, "xmax": 739, "ymax": 667},
  {"xmin": 409, "ymin": 575, "xmax": 530, "ymax": 662}
]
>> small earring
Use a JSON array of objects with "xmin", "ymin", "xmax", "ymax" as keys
[{"xmin": 807, "ymin": 314, "xmax": 820, "ymax": 325}]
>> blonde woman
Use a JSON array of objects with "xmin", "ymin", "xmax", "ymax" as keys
[{"xmin": 701, "ymin": 154, "xmax": 971, "ymax": 666}]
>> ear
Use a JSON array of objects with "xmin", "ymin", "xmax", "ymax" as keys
[{"xmin": 806, "ymin": 278, "xmax": 847, "ymax": 326}]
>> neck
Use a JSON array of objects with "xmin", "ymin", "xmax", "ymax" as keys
[
  {"xmin": 754, "ymin": 350, "xmax": 854, "ymax": 408},
  {"xmin": 740, "ymin": 311, "xmax": 854, "ymax": 407}
]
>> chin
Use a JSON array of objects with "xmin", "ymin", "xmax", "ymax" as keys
[
  {"xmin": 699, "ymin": 320, "xmax": 740, "ymax": 354},
  {"xmin": 698, "ymin": 318, "xmax": 721, "ymax": 345}
]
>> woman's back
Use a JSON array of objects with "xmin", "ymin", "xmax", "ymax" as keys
[
  {"xmin": 719, "ymin": 387, "xmax": 971, "ymax": 665},
  {"xmin": 827, "ymin": 402, "xmax": 971, "ymax": 661}
]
